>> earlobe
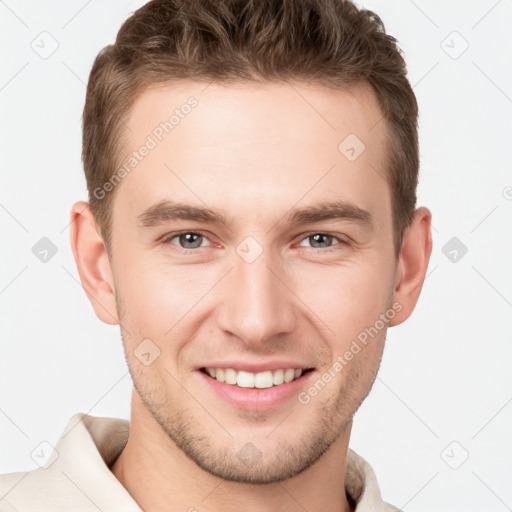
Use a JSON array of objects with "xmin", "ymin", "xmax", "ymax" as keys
[
  {"xmin": 69, "ymin": 201, "xmax": 119, "ymax": 325},
  {"xmin": 389, "ymin": 207, "xmax": 433, "ymax": 327}
]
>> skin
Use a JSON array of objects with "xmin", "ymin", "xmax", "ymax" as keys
[{"xmin": 70, "ymin": 80, "xmax": 432, "ymax": 512}]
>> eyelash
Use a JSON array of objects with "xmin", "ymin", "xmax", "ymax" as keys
[{"xmin": 160, "ymin": 230, "xmax": 349, "ymax": 254}]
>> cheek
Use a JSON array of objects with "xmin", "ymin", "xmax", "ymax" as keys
[
  {"xmin": 116, "ymin": 261, "xmax": 211, "ymax": 338},
  {"xmin": 293, "ymin": 259, "xmax": 393, "ymax": 341},
  {"xmin": 114, "ymin": 266, "xmax": 172, "ymax": 336}
]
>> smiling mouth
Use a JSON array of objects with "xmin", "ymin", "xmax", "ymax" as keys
[{"xmin": 199, "ymin": 367, "xmax": 315, "ymax": 389}]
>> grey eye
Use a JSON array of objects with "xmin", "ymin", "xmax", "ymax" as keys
[
  {"xmin": 300, "ymin": 233, "xmax": 337, "ymax": 249},
  {"xmin": 173, "ymin": 232, "xmax": 206, "ymax": 249}
]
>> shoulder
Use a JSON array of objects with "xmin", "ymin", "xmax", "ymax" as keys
[
  {"xmin": 0, "ymin": 413, "xmax": 138, "ymax": 512},
  {"xmin": 346, "ymin": 448, "xmax": 402, "ymax": 512},
  {"xmin": 0, "ymin": 466, "xmax": 82, "ymax": 511}
]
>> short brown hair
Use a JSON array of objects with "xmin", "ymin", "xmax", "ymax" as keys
[{"xmin": 82, "ymin": 0, "xmax": 419, "ymax": 258}]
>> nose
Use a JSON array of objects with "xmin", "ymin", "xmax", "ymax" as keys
[{"xmin": 215, "ymin": 244, "xmax": 297, "ymax": 348}]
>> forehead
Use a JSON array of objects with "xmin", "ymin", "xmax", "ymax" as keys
[
  {"xmin": 125, "ymin": 79, "xmax": 385, "ymax": 148},
  {"xmin": 113, "ymin": 80, "xmax": 390, "ymax": 231}
]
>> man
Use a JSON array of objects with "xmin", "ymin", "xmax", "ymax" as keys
[{"xmin": 0, "ymin": 0, "xmax": 432, "ymax": 510}]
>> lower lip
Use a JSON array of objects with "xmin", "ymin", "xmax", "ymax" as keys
[{"xmin": 197, "ymin": 369, "xmax": 316, "ymax": 411}]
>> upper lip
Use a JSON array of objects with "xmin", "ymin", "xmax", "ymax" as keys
[{"xmin": 198, "ymin": 360, "xmax": 315, "ymax": 373}]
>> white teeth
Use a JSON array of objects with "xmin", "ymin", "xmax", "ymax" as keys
[
  {"xmin": 224, "ymin": 368, "xmax": 237, "ymax": 385},
  {"xmin": 272, "ymin": 369, "xmax": 284, "ymax": 385},
  {"xmin": 204, "ymin": 367, "xmax": 306, "ymax": 388},
  {"xmin": 284, "ymin": 369, "xmax": 295, "ymax": 383},
  {"xmin": 237, "ymin": 371, "xmax": 255, "ymax": 388},
  {"xmin": 216, "ymin": 368, "xmax": 225, "ymax": 383},
  {"xmin": 255, "ymin": 370, "xmax": 273, "ymax": 388}
]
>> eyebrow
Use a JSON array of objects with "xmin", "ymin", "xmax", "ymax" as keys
[{"xmin": 137, "ymin": 199, "xmax": 372, "ymax": 229}]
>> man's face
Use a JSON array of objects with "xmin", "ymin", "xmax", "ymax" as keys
[{"xmin": 108, "ymin": 81, "xmax": 399, "ymax": 483}]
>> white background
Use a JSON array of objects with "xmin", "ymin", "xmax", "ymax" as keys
[{"xmin": 1, "ymin": 1, "xmax": 511, "ymax": 510}]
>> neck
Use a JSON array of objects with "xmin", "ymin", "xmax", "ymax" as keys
[{"xmin": 111, "ymin": 389, "xmax": 354, "ymax": 512}]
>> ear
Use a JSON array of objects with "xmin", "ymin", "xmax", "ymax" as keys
[
  {"xmin": 388, "ymin": 206, "xmax": 433, "ymax": 326},
  {"xmin": 69, "ymin": 201, "xmax": 119, "ymax": 325}
]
